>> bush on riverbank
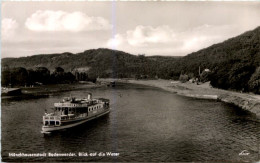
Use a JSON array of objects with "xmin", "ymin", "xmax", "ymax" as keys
[{"xmin": 179, "ymin": 74, "xmax": 189, "ymax": 83}]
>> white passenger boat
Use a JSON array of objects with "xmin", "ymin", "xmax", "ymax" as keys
[{"xmin": 41, "ymin": 93, "xmax": 110, "ymax": 133}]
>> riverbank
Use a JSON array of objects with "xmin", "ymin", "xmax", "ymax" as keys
[
  {"xmin": 23, "ymin": 82, "xmax": 105, "ymax": 95},
  {"xmin": 99, "ymin": 78, "xmax": 260, "ymax": 117},
  {"xmin": 1, "ymin": 82, "xmax": 104, "ymax": 99}
]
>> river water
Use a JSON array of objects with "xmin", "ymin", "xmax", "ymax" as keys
[{"xmin": 1, "ymin": 84, "xmax": 259, "ymax": 162}]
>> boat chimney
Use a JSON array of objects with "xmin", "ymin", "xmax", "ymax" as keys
[{"xmin": 88, "ymin": 93, "xmax": 92, "ymax": 100}]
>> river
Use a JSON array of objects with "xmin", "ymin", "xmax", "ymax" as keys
[{"xmin": 1, "ymin": 84, "xmax": 259, "ymax": 162}]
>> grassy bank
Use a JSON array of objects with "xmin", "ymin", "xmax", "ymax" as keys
[{"xmin": 99, "ymin": 78, "xmax": 260, "ymax": 117}]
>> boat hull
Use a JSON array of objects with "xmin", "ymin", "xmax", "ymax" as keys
[
  {"xmin": 2, "ymin": 88, "xmax": 22, "ymax": 96},
  {"xmin": 41, "ymin": 109, "xmax": 110, "ymax": 133}
]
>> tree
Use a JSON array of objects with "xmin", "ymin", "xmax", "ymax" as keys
[
  {"xmin": 228, "ymin": 63, "xmax": 255, "ymax": 91},
  {"xmin": 248, "ymin": 67, "xmax": 260, "ymax": 94},
  {"xmin": 1, "ymin": 69, "xmax": 11, "ymax": 87},
  {"xmin": 27, "ymin": 69, "xmax": 37, "ymax": 85},
  {"xmin": 54, "ymin": 67, "xmax": 64, "ymax": 74},
  {"xmin": 35, "ymin": 67, "xmax": 50, "ymax": 84},
  {"xmin": 63, "ymin": 72, "xmax": 75, "ymax": 83},
  {"xmin": 10, "ymin": 67, "xmax": 28, "ymax": 86},
  {"xmin": 50, "ymin": 67, "xmax": 76, "ymax": 84}
]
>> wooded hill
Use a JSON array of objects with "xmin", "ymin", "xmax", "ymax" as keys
[
  {"xmin": 2, "ymin": 48, "xmax": 180, "ymax": 79},
  {"xmin": 2, "ymin": 26, "xmax": 260, "ymax": 93}
]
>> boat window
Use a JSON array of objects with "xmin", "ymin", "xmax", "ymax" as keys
[
  {"xmin": 56, "ymin": 121, "xmax": 60, "ymax": 125},
  {"xmin": 64, "ymin": 108, "xmax": 68, "ymax": 115},
  {"xmin": 45, "ymin": 121, "xmax": 48, "ymax": 126},
  {"xmin": 50, "ymin": 121, "xmax": 55, "ymax": 125}
]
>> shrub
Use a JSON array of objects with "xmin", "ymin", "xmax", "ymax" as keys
[
  {"xmin": 179, "ymin": 74, "xmax": 189, "ymax": 83},
  {"xmin": 248, "ymin": 67, "xmax": 260, "ymax": 94}
]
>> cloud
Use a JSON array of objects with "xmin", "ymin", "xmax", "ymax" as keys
[
  {"xmin": 179, "ymin": 24, "xmax": 239, "ymax": 53},
  {"xmin": 107, "ymin": 34, "xmax": 124, "ymax": 48},
  {"xmin": 107, "ymin": 24, "xmax": 242, "ymax": 56},
  {"xmin": 25, "ymin": 10, "xmax": 112, "ymax": 32},
  {"xmin": 1, "ymin": 18, "xmax": 18, "ymax": 40},
  {"xmin": 126, "ymin": 25, "xmax": 175, "ymax": 46}
]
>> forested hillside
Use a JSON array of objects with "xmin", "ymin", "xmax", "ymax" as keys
[
  {"xmin": 169, "ymin": 26, "xmax": 260, "ymax": 93},
  {"xmin": 2, "ymin": 26, "xmax": 260, "ymax": 93}
]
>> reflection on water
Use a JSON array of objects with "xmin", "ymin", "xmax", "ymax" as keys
[{"xmin": 1, "ymin": 84, "xmax": 259, "ymax": 162}]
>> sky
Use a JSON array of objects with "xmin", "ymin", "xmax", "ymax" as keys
[{"xmin": 1, "ymin": 1, "xmax": 260, "ymax": 58}]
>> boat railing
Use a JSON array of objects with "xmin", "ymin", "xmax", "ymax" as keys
[
  {"xmin": 43, "ymin": 115, "xmax": 61, "ymax": 121},
  {"xmin": 60, "ymin": 114, "xmax": 76, "ymax": 120}
]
